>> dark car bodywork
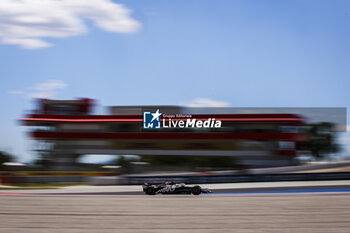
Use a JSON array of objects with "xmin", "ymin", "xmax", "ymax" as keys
[{"xmin": 142, "ymin": 182, "xmax": 211, "ymax": 195}]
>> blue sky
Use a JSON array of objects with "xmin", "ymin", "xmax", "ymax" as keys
[{"xmin": 0, "ymin": 0, "xmax": 349, "ymax": 162}]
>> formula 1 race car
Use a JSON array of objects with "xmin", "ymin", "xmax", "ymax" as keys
[{"xmin": 142, "ymin": 181, "xmax": 211, "ymax": 195}]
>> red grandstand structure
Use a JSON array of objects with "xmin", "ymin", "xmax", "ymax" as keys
[{"xmin": 20, "ymin": 98, "xmax": 308, "ymax": 170}]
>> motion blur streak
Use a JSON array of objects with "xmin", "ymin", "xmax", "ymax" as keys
[{"xmin": 1, "ymin": 194, "xmax": 350, "ymax": 233}]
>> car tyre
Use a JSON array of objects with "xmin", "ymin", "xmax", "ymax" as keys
[
  {"xmin": 146, "ymin": 187, "xmax": 156, "ymax": 195},
  {"xmin": 192, "ymin": 186, "xmax": 201, "ymax": 195}
]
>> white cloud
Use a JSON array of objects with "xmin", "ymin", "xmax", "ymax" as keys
[
  {"xmin": 28, "ymin": 80, "xmax": 67, "ymax": 98},
  {"xmin": 8, "ymin": 90, "xmax": 24, "ymax": 95},
  {"xmin": 2, "ymin": 37, "xmax": 52, "ymax": 49},
  {"xmin": 181, "ymin": 98, "xmax": 230, "ymax": 107},
  {"xmin": 0, "ymin": 0, "xmax": 141, "ymax": 49}
]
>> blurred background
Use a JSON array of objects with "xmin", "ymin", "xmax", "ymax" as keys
[{"xmin": 1, "ymin": 0, "xmax": 350, "ymax": 185}]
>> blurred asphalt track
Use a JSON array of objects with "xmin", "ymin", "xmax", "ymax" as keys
[
  {"xmin": 1, "ymin": 181, "xmax": 350, "ymax": 232},
  {"xmin": 1, "ymin": 180, "xmax": 350, "ymax": 195}
]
